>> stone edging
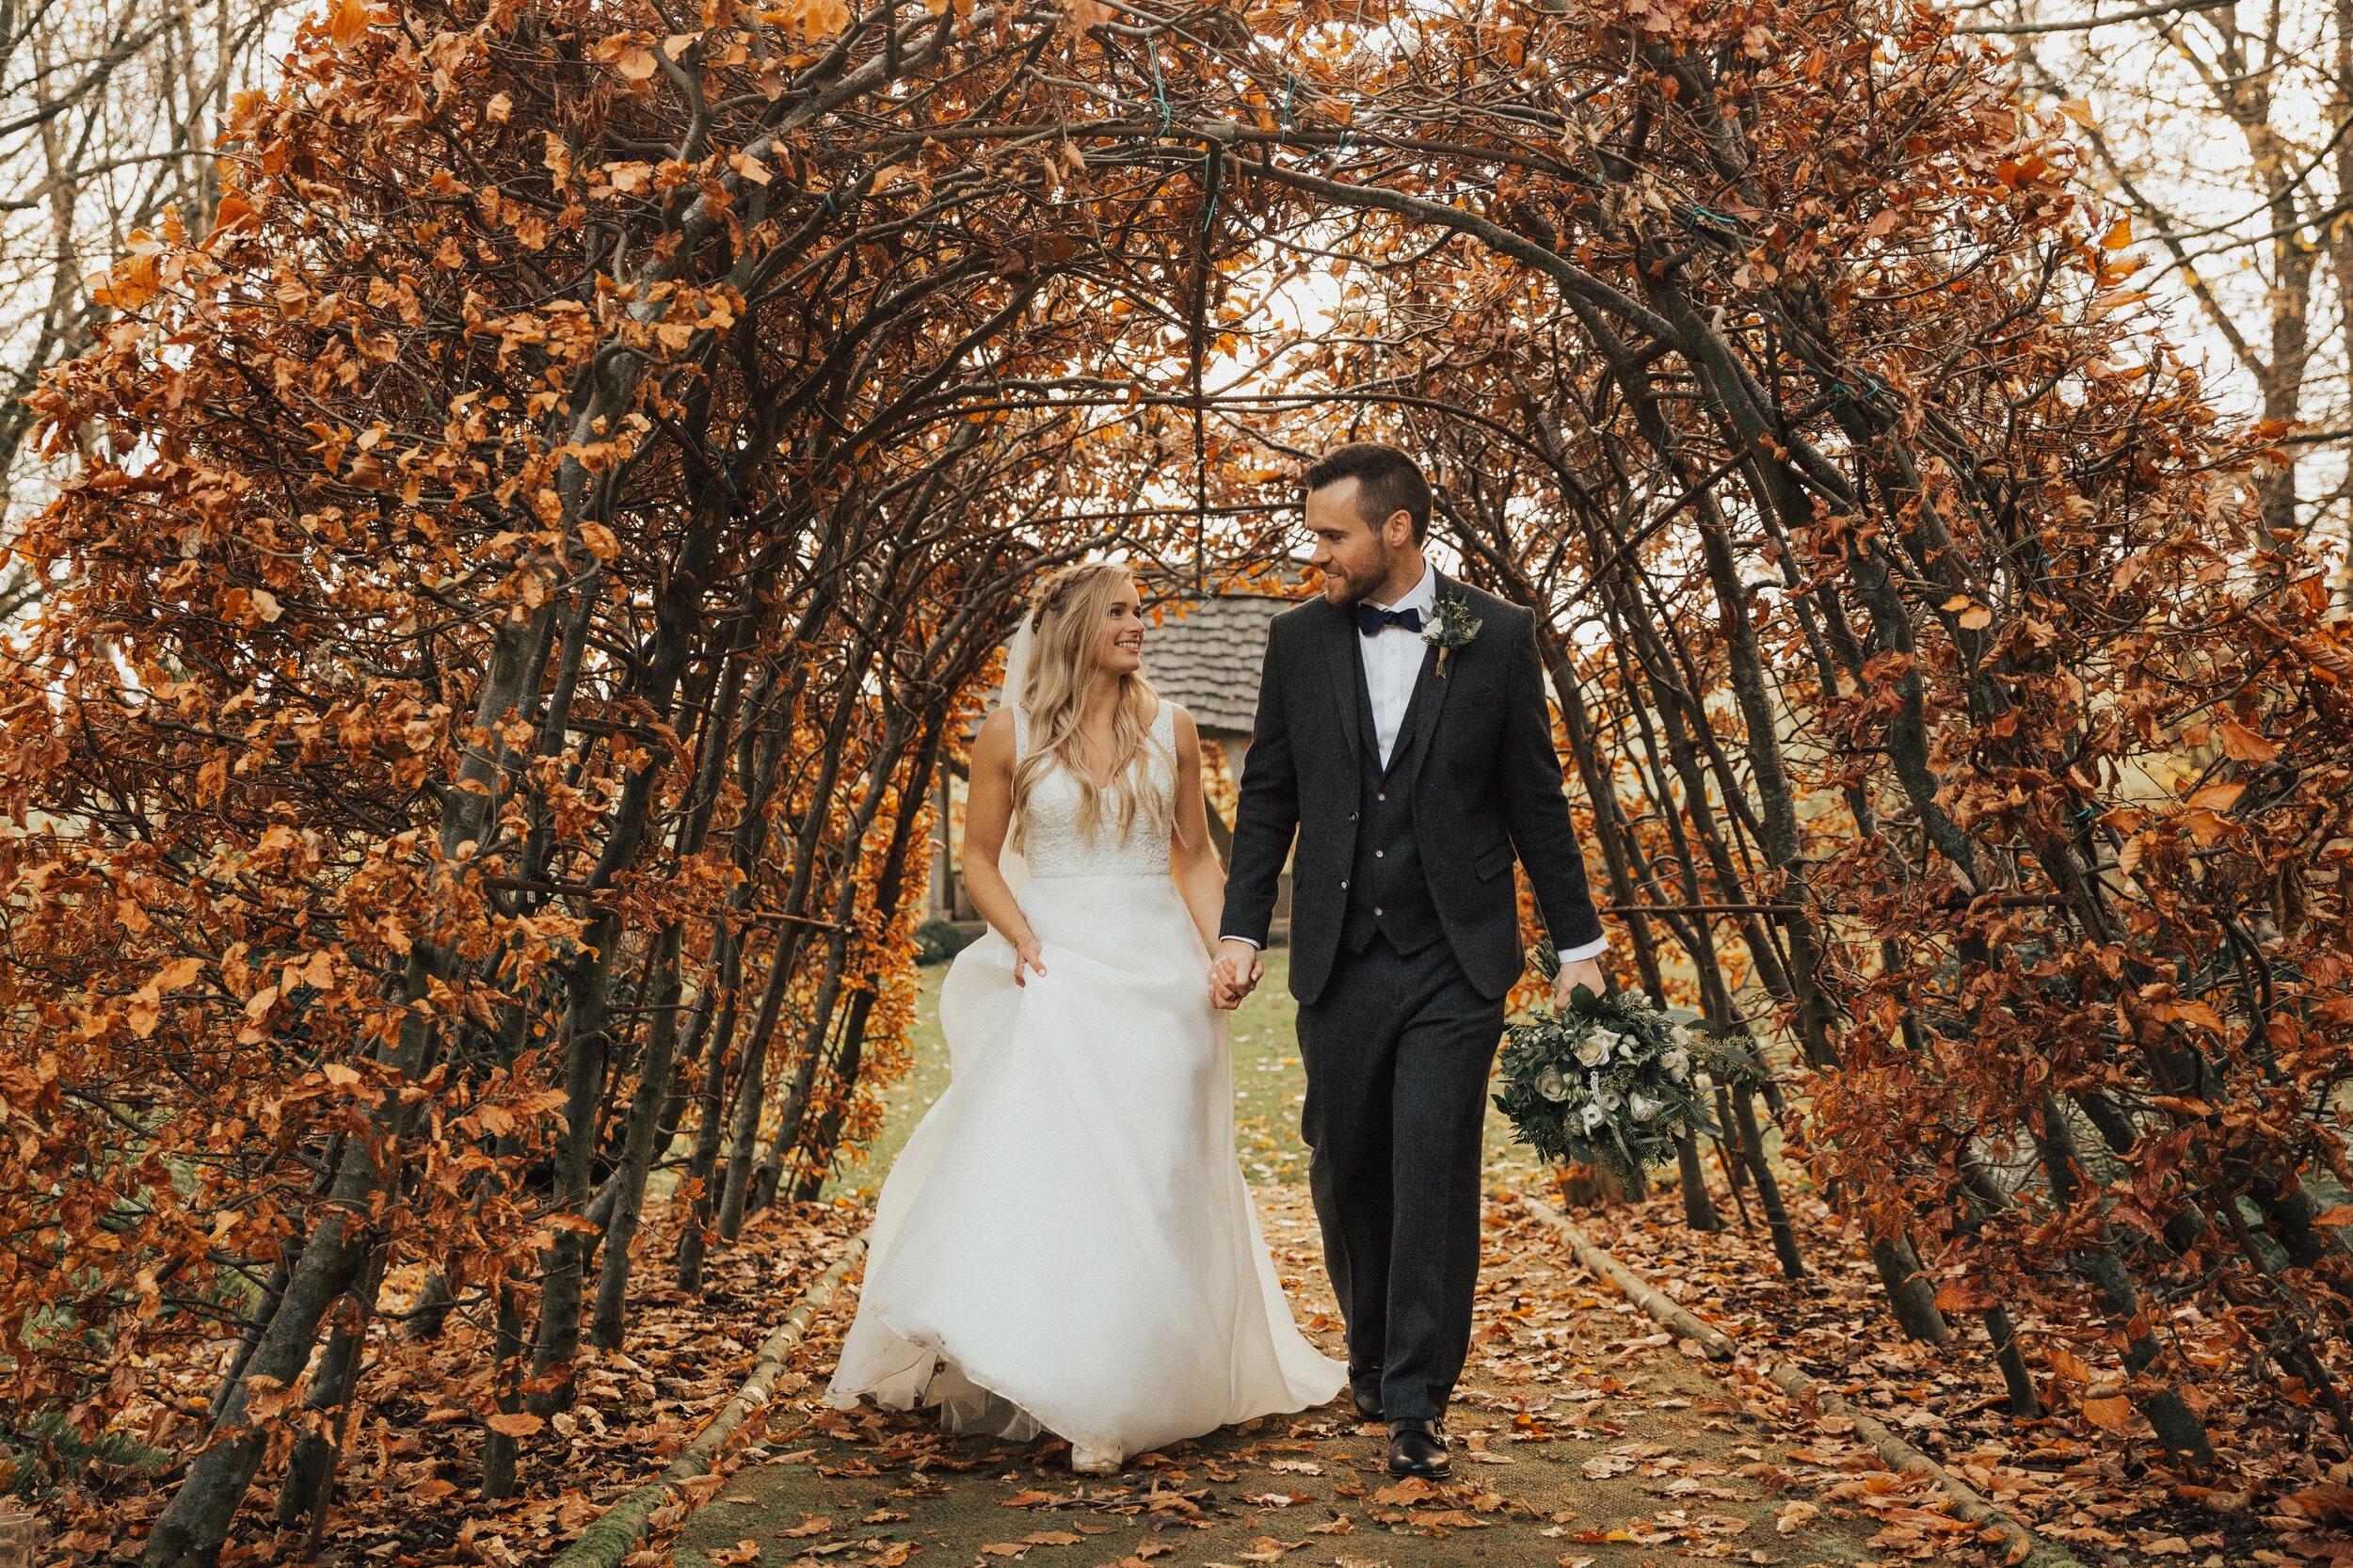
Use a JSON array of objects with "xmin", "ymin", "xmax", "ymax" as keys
[
  {"xmin": 1519, "ymin": 1194, "xmax": 2078, "ymax": 1568},
  {"xmin": 550, "ymin": 1231, "xmax": 870, "ymax": 1568}
]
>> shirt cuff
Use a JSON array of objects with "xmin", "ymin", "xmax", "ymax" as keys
[
  {"xmin": 1219, "ymin": 935, "xmax": 1262, "ymax": 949},
  {"xmin": 1555, "ymin": 934, "xmax": 1610, "ymax": 965}
]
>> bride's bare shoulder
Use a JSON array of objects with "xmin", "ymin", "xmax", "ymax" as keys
[{"xmin": 973, "ymin": 707, "xmax": 1018, "ymax": 765}]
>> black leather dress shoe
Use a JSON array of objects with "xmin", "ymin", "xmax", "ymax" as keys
[
  {"xmin": 1350, "ymin": 1382, "xmax": 1384, "ymax": 1424},
  {"xmin": 1386, "ymin": 1418, "xmax": 1452, "ymax": 1480}
]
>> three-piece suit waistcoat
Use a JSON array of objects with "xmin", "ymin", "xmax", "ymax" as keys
[{"xmin": 1339, "ymin": 636, "xmax": 1444, "ymax": 957}]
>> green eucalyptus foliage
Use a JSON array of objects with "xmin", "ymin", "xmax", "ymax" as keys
[{"xmin": 1494, "ymin": 942, "xmax": 1732, "ymax": 1184}]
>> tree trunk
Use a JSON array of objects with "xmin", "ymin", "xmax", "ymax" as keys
[
  {"xmin": 402, "ymin": 1269, "xmax": 456, "ymax": 1342},
  {"xmin": 590, "ymin": 924, "xmax": 688, "ymax": 1350},
  {"xmin": 1867, "ymin": 1235, "xmax": 1950, "ymax": 1346},
  {"xmin": 2032, "ymin": 1093, "xmax": 2216, "ymax": 1466},
  {"xmin": 274, "ymin": 1247, "xmax": 383, "ymax": 1532},
  {"xmin": 677, "ymin": 955, "xmax": 744, "ymax": 1295},
  {"xmin": 142, "ymin": 1198, "xmax": 373, "ymax": 1562},
  {"xmin": 145, "ymin": 935, "xmax": 454, "ymax": 1566},
  {"xmin": 1729, "ymin": 1086, "xmax": 1803, "ymax": 1280},
  {"xmin": 1983, "ymin": 1305, "xmax": 2041, "ymax": 1418},
  {"xmin": 718, "ymin": 943, "xmax": 796, "ymax": 1240},
  {"xmin": 481, "ymin": 1282, "xmax": 527, "ymax": 1500},
  {"xmin": 208, "ymin": 1253, "xmax": 289, "ymax": 1424},
  {"xmin": 1673, "ymin": 1129, "xmax": 1722, "ymax": 1232}
]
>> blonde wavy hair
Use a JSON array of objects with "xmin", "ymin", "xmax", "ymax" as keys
[{"xmin": 1010, "ymin": 561, "xmax": 1172, "ymax": 853}]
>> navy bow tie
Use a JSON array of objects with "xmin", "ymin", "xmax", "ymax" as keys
[{"xmin": 1354, "ymin": 602, "xmax": 1423, "ymax": 637}]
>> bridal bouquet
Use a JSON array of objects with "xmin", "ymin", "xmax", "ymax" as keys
[{"xmin": 1492, "ymin": 946, "xmax": 1723, "ymax": 1184}]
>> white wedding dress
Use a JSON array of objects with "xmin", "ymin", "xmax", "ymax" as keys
[{"xmin": 826, "ymin": 698, "xmax": 1345, "ymax": 1459}]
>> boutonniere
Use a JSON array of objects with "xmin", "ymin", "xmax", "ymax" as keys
[{"xmin": 1421, "ymin": 592, "xmax": 1482, "ymax": 678}]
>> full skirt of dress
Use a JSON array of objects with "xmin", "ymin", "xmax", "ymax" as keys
[{"xmin": 825, "ymin": 872, "xmax": 1346, "ymax": 1456}]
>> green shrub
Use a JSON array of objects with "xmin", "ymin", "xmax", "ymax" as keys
[
  {"xmin": 914, "ymin": 918, "xmax": 976, "ymax": 966},
  {"xmin": 3, "ymin": 1409, "xmax": 168, "ymax": 1497}
]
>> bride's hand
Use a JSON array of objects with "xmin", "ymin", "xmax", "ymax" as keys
[
  {"xmin": 1209, "ymin": 939, "xmax": 1261, "ymax": 1010},
  {"xmin": 1012, "ymin": 932, "xmax": 1048, "ymax": 986}
]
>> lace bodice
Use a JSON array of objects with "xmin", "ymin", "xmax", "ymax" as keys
[{"xmin": 1013, "ymin": 701, "xmax": 1178, "ymax": 878}]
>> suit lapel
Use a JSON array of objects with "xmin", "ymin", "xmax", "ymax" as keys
[
  {"xmin": 1401, "ymin": 574, "xmax": 1455, "ymax": 780},
  {"xmin": 1350, "ymin": 636, "xmax": 1384, "ymax": 766},
  {"xmin": 1318, "ymin": 599, "xmax": 1367, "ymax": 765}
]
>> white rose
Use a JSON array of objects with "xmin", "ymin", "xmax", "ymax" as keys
[
  {"xmin": 1661, "ymin": 1048, "xmax": 1690, "ymax": 1082},
  {"xmin": 1578, "ymin": 1102, "xmax": 1607, "ymax": 1132},
  {"xmin": 1670, "ymin": 1023, "xmax": 1696, "ymax": 1049},
  {"xmin": 1595, "ymin": 1088, "xmax": 1623, "ymax": 1114},
  {"xmin": 1629, "ymin": 1091, "xmax": 1665, "ymax": 1122},
  {"xmin": 1574, "ymin": 1032, "xmax": 1613, "ymax": 1068},
  {"xmin": 1534, "ymin": 1065, "xmax": 1572, "ymax": 1103}
]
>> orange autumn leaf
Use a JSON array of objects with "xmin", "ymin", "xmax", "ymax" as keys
[
  {"xmin": 2045, "ymin": 1347, "xmax": 2093, "ymax": 1385},
  {"xmin": 2217, "ymin": 720, "xmax": 2277, "ymax": 762},
  {"xmin": 2079, "ymin": 1395, "xmax": 2135, "ymax": 1432},
  {"xmin": 327, "ymin": 0, "xmax": 371, "ymax": 48}
]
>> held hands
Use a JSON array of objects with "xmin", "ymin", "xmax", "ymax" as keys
[
  {"xmin": 1209, "ymin": 938, "xmax": 1263, "ymax": 1011},
  {"xmin": 1209, "ymin": 945, "xmax": 1601, "ymax": 1008},
  {"xmin": 1551, "ymin": 952, "xmax": 1607, "ymax": 1013}
]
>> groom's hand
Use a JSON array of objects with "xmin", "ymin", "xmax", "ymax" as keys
[
  {"xmin": 1552, "ymin": 954, "xmax": 1607, "ymax": 1012},
  {"xmin": 1211, "ymin": 938, "xmax": 1264, "ymax": 1010}
]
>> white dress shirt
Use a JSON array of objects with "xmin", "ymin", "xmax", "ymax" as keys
[
  {"xmin": 1360, "ymin": 560, "xmax": 1438, "ymax": 769},
  {"xmin": 1223, "ymin": 560, "xmax": 1610, "ymax": 967}
]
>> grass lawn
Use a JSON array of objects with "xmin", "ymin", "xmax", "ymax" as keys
[{"xmin": 824, "ymin": 943, "xmax": 1547, "ymax": 1201}]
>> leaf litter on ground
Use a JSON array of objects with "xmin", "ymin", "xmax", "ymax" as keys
[
  {"xmin": 1519, "ymin": 1162, "xmax": 2335, "ymax": 1566},
  {"xmin": 32, "ymin": 1198, "xmax": 868, "ymax": 1566}
]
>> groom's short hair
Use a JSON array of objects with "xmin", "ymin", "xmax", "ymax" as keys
[{"xmin": 1305, "ymin": 442, "xmax": 1430, "ymax": 543}]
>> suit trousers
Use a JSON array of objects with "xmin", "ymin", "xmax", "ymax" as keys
[{"xmin": 1295, "ymin": 930, "xmax": 1506, "ymax": 1424}]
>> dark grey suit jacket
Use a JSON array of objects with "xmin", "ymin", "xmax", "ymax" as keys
[{"xmin": 1218, "ymin": 575, "xmax": 1606, "ymax": 1005}]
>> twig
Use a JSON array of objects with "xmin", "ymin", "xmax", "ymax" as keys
[
  {"xmin": 1605, "ymin": 902, "xmax": 1802, "ymax": 916},
  {"xmin": 1602, "ymin": 893, "xmax": 2069, "ymax": 918},
  {"xmin": 1956, "ymin": 0, "xmax": 2232, "ymax": 33},
  {"xmin": 479, "ymin": 875, "xmax": 847, "ymax": 930}
]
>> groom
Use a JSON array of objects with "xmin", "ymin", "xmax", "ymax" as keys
[{"xmin": 1211, "ymin": 442, "xmax": 1609, "ymax": 1480}]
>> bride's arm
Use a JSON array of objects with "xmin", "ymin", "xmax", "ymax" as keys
[
  {"xmin": 1168, "ymin": 707, "xmax": 1226, "ymax": 953},
  {"xmin": 961, "ymin": 708, "xmax": 1048, "ymax": 985}
]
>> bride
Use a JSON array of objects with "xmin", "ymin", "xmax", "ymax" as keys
[{"xmin": 826, "ymin": 560, "xmax": 1346, "ymax": 1473}]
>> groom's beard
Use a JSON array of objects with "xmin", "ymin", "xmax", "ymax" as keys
[{"xmin": 1321, "ymin": 541, "xmax": 1394, "ymax": 606}]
